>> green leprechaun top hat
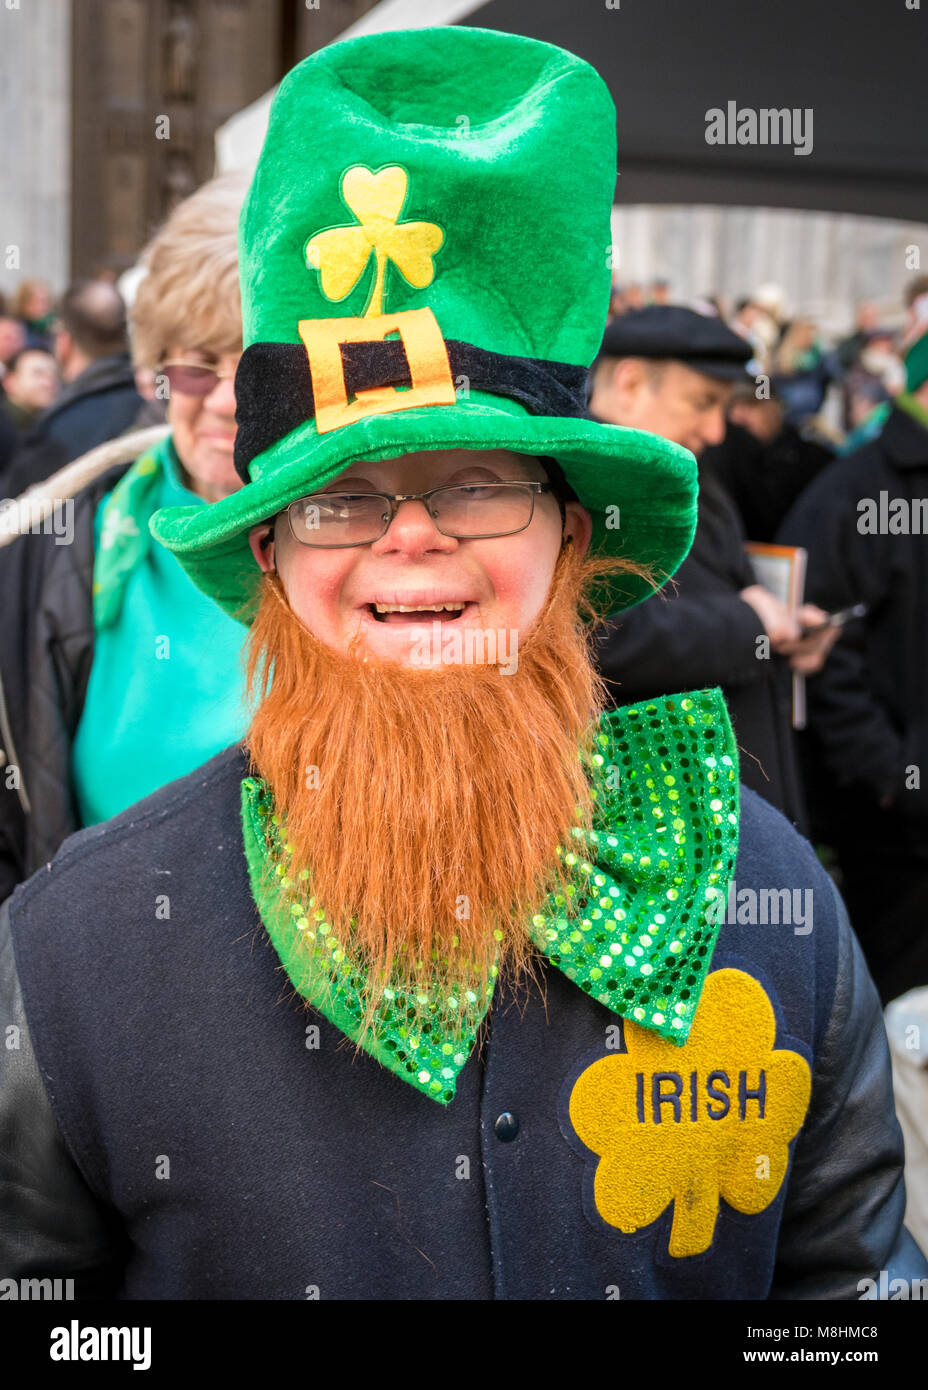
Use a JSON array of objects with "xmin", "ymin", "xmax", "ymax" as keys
[{"xmin": 150, "ymin": 26, "xmax": 698, "ymax": 622}]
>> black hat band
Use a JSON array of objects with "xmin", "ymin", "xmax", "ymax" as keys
[{"xmin": 233, "ymin": 338, "xmax": 591, "ymax": 483}]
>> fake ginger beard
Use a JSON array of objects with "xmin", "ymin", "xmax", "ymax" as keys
[{"xmin": 245, "ymin": 543, "xmax": 645, "ymax": 1028}]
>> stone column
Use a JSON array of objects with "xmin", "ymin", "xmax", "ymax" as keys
[{"xmin": 0, "ymin": 0, "xmax": 72, "ymax": 297}]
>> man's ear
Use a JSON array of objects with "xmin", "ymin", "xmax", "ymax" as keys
[
  {"xmin": 563, "ymin": 501, "xmax": 593, "ymax": 556},
  {"xmin": 591, "ymin": 357, "xmax": 645, "ymax": 421},
  {"xmin": 588, "ymin": 357, "xmax": 615, "ymax": 417},
  {"xmin": 249, "ymin": 523, "xmax": 276, "ymax": 573},
  {"xmin": 613, "ymin": 356, "xmax": 651, "ymax": 403}
]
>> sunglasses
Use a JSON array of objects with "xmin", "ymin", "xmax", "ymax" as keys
[{"xmin": 159, "ymin": 359, "xmax": 236, "ymax": 397}]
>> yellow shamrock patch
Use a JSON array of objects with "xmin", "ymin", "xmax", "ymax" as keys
[
  {"xmin": 568, "ymin": 969, "xmax": 811, "ymax": 1258},
  {"xmin": 305, "ymin": 165, "xmax": 444, "ymax": 317}
]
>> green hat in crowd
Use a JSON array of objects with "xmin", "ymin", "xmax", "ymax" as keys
[{"xmin": 151, "ymin": 26, "xmax": 698, "ymax": 623}]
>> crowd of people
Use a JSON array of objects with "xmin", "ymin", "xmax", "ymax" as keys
[
  {"xmin": 611, "ymin": 276, "xmax": 915, "ymax": 452},
  {"xmin": 0, "ymin": 277, "xmax": 153, "ymax": 491},
  {"xmin": 0, "ymin": 23, "xmax": 925, "ymax": 1298},
  {"xmin": 597, "ymin": 277, "xmax": 928, "ymax": 1009}
]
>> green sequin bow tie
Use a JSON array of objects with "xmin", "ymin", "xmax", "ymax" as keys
[{"xmin": 240, "ymin": 687, "xmax": 740, "ymax": 1105}]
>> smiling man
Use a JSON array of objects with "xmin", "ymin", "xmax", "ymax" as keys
[
  {"xmin": 251, "ymin": 447, "xmax": 580, "ymax": 665},
  {"xmin": 0, "ymin": 27, "xmax": 923, "ymax": 1301},
  {"xmin": 239, "ymin": 443, "xmax": 602, "ymax": 1017}
]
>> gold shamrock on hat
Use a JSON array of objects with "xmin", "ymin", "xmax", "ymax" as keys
[{"xmin": 304, "ymin": 165, "xmax": 445, "ymax": 318}]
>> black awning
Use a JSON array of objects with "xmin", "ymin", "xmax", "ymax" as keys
[{"xmin": 459, "ymin": 0, "xmax": 926, "ymax": 220}]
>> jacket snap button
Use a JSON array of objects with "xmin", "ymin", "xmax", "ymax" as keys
[{"xmin": 494, "ymin": 1111, "xmax": 519, "ymax": 1142}]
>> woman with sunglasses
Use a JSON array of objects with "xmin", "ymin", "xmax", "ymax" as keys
[{"xmin": 0, "ymin": 174, "xmax": 250, "ymax": 899}]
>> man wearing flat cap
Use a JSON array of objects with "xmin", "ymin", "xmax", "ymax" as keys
[{"xmin": 590, "ymin": 305, "xmax": 836, "ymax": 827}]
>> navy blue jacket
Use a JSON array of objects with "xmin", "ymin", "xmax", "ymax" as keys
[
  {"xmin": 4, "ymin": 354, "xmax": 142, "ymax": 495},
  {"xmin": 0, "ymin": 746, "xmax": 923, "ymax": 1299}
]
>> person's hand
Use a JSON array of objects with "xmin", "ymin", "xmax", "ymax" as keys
[
  {"xmin": 739, "ymin": 585, "xmax": 801, "ymax": 651},
  {"xmin": 780, "ymin": 603, "xmax": 842, "ymax": 675}
]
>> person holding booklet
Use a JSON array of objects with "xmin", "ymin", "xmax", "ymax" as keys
[{"xmin": 589, "ymin": 305, "xmax": 838, "ymax": 828}]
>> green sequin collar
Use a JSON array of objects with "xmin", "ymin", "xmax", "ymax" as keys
[{"xmin": 240, "ymin": 687, "xmax": 740, "ymax": 1105}]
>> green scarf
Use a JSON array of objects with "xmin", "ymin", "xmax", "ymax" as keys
[
  {"xmin": 241, "ymin": 687, "xmax": 740, "ymax": 1104},
  {"xmin": 94, "ymin": 434, "xmax": 180, "ymax": 630}
]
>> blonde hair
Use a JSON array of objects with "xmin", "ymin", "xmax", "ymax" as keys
[
  {"xmin": 12, "ymin": 278, "xmax": 52, "ymax": 320},
  {"xmin": 772, "ymin": 318, "xmax": 817, "ymax": 374},
  {"xmin": 130, "ymin": 171, "xmax": 249, "ymax": 369}
]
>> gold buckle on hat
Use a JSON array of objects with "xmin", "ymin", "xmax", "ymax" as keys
[{"xmin": 297, "ymin": 307, "xmax": 456, "ymax": 435}]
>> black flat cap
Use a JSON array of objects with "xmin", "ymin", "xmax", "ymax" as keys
[{"xmin": 599, "ymin": 305, "xmax": 754, "ymax": 381}]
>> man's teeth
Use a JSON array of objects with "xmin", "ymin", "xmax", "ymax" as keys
[{"xmin": 372, "ymin": 602, "xmax": 466, "ymax": 613}]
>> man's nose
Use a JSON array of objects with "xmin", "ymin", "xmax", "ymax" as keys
[
  {"xmin": 700, "ymin": 406, "xmax": 727, "ymax": 448},
  {"xmin": 372, "ymin": 498, "xmax": 457, "ymax": 555}
]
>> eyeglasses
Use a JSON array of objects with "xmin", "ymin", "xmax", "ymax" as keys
[
  {"xmin": 286, "ymin": 481, "xmax": 552, "ymax": 548},
  {"xmin": 159, "ymin": 359, "xmax": 236, "ymax": 397}
]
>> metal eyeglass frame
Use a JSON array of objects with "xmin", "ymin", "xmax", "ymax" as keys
[
  {"xmin": 158, "ymin": 359, "xmax": 237, "ymax": 395},
  {"xmin": 285, "ymin": 480, "xmax": 553, "ymax": 548}
]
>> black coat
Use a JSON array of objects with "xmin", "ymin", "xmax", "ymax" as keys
[
  {"xmin": 0, "ymin": 465, "xmax": 129, "ymax": 901},
  {"xmin": 4, "ymin": 354, "xmax": 142, "ymax": 494},
  {"xmin": 596, "ymin": 469, "xmax": 806, "ymax": 828},
  {"xmin": 0, "ymin": 391, "xmax": 18, "ymax": 484},
  {"xmin": 703, "ymin": 420, "xmax": 834, "ymax": 543},
  {"xmin": 776, "ymin": 404, "xmax": 928, "ymax": 824},
  {"xmin": 0, "ymin": 746, "xmax": 924, "ymax": 1298}
]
